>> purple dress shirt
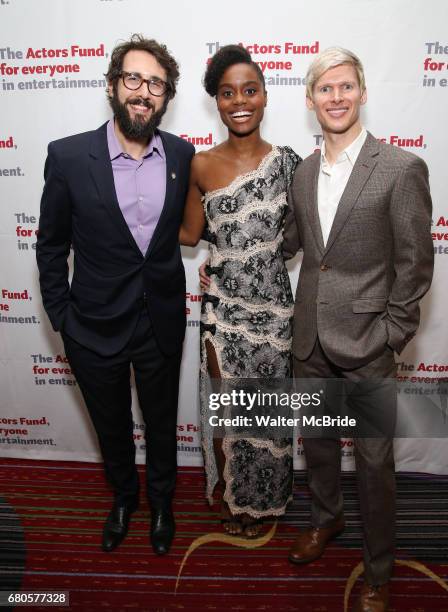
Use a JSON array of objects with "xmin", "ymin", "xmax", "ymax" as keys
[{"xmin": 107, "ymin": 119, "xmax": 166, "ymax": 255}]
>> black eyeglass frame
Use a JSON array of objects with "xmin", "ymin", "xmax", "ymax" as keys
[{"xmin": 120, "ymin": 71, "xmax": 169, "ymax": 97}]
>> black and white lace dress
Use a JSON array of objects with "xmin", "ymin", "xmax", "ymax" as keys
[{"xmin": 200, "ymin": 145, "xmax": 301, "ymax": 518}]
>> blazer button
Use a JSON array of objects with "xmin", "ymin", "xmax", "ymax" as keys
[{"xmin": 320, "ymin": 264, "xmax": 331, "ymax": 271}]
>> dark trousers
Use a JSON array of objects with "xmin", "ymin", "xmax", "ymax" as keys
[
  {"xmin": 294, "ymin": 339, "xmax": 397, "ymax": 585},
  {"xmin": 62, "ymin": 308, "xmax": 182, "ymax": 509}
]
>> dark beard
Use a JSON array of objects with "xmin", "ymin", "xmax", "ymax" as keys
[{"xmin": 109, "ymin": 94, "xmax": 168, "ymax": 141}]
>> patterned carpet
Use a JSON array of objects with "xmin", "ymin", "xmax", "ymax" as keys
[{"xmin": 0, "ymin": 459, "xmax": 447, "ymax": 611}]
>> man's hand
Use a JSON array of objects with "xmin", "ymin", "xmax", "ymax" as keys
[{"xmin": 199, "ymin": 260, "xmax": 211, "ymax": 292}]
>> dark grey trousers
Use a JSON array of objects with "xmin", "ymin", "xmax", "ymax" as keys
[{"xmin": 294, "ymin": 338, "xmax": 397, "ymax": 585}]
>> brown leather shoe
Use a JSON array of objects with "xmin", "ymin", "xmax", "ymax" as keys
[
  {"xmin": 288, "ymin": 517, "xmax": 345, "ymax": 564},
  {"xmin": 353, "ymin": 582, "xmax": 389, "ymax": 612}
]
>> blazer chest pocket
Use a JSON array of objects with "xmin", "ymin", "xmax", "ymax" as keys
[
  {"xmin": 354, "ymin": 190, "xmax": 389, "ymax": 212},
  {"xmin": 352, "ymin": 298, "xmax": 387, "ymax": 313}
]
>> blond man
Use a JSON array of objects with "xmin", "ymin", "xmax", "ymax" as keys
[{"xmin": 284, "ymin": 47, "xmax": 433, "ymax": 612}]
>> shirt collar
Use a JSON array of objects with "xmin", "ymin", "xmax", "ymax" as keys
[
  {"xmin": 106, "ymin": 119, "xmax": 165, "ymax": 161},
  {"xmin": 321, "ymin": 127, "xmax": 367, "ymax": 169},
  {"xmin": 145, "ymin": 131, "xmax": 165, "ymax": 160}
]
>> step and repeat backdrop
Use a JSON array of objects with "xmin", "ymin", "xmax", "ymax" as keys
[{"xmin": 0, "ymin": 0, "xmax": 447, "ymax": 474}]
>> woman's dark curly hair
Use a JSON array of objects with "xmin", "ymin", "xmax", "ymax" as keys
[
  {"xmin": 204, "ymin": 44, "xmax": 265, "ymax": 97},
  {"xmin": 105, "ymin": 34, "xmax": 180, "ymax": 99}
]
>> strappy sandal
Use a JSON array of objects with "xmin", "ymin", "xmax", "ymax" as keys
[
  {"xmin": 242, "ymin": 516, "xmax": 264, "ymax": 538},
  {"xmin": 220, "ymin": 500, "xmax": 243, "ymax": 536}
]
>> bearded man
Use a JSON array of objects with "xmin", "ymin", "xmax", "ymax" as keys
[{"xmin": 36, "ymin": 35, "xmax": 194, "ymax": 556}]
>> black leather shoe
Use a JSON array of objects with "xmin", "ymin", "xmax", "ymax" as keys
[
  {"xmin": 150, "ymin": 507, "xmax": 175, "ymax": 555},
  {"xmin": 102, "ymin": 502, "xmax": 137, "ymax": 552}
]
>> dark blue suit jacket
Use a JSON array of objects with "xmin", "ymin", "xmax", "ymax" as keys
[{"xmin": 36, "ymin": 122, "xmax": 195, "ymax": 357}]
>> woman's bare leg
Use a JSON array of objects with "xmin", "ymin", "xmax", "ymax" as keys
[{"xmin": 205, "ymin": 339, "xmax": 243, "ymax": 535}]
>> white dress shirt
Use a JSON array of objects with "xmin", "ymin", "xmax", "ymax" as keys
[{"xmin": 318, "ymin": 128, "xmax": 367, "ymax": 246}]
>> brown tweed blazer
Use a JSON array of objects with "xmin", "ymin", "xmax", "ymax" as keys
[{"xmin": 283, "ymin": 131, "xmax": 434, "ymax": 369}]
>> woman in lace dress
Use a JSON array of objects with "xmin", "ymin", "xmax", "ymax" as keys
[{"xmin": 180, "ymin": 45, "xmax": 300, "ymax": 536}]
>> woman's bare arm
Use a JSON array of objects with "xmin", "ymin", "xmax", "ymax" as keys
[{"xmin": 179, "ymin": 154, "xmax": 206, "ymax": 247}]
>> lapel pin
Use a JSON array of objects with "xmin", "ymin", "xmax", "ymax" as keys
[{"xmin": 171, "ymin": 172, "xmax": 176, "ymax": 180}]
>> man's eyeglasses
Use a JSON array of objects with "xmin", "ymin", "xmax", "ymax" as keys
[{"xmin": 120, "ymin": 72, "xmax": 168, "ymax": 97}]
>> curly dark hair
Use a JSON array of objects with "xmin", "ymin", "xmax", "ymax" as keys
[
  {"xmin": 204, "ymin": 44, "xmax": 265, "ymax": 97},
  {"xmin": 105, "ymin": 34, "xmax": 180, "ymax": 99}
]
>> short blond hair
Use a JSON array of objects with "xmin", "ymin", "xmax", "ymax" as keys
[{"xmin": 305, "ymin": 46, "xmax": 366, "ymax": 98}]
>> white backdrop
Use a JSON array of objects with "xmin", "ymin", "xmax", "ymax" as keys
[{"xmin": 0, "ymin": 0, "xmax": 447, "ymax": 474}]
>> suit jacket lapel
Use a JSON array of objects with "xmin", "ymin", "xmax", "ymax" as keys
[
  {"xmin": 324, "ymin": 132, "xmax": 379, "ymax": 254},
  {"xmin": 305, "ymin": 152, "xmax": 325, "ymax": 254},
  {"xmin": 88, "ymin": 123, "xmax": 143, "ymax": 257},
  {"xmin": 144, "ymin": 130, "xmax": 179, "ymax": 259}
]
